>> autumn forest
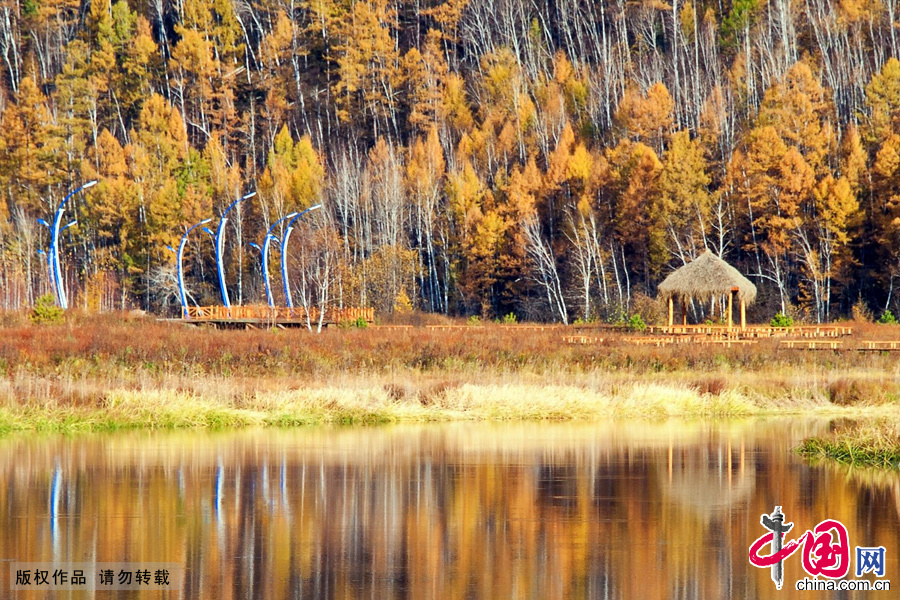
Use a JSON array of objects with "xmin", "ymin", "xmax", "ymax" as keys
[{"xmin": 2, "ymin": 0, "xmax": 900, "ymax": 323}]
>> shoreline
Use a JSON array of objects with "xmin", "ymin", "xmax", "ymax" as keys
[{"xmin": 1, "ymin": 380, "xmax": 898, "ymax": 435}]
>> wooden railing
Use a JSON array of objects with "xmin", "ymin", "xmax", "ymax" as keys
[
  {"xmin": 860, "ymin": 341, "xmax": 900, "ymax": 351},
  {"xmin": 648, "ymin": 325, "xmax": 852, "ymax": 338},
  {"xmin": 562, "ymin": 335, "xmax": 604, "ymax": 344},
  {"xmin": 779, "ymin": 340, "xmax": 843, "ymax": 350},
  {"xmin": 184, "ymin": 305, "xmax": 374, "ymax": 323}
]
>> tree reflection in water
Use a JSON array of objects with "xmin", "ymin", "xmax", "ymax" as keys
[{"xmin": 0, "ymin": 420, "xmax": 896, "ymax": 599}]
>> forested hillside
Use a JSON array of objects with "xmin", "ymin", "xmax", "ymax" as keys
[{"xmin": 0, "ymin": 0, "xmax": 898, "ymax": 323}]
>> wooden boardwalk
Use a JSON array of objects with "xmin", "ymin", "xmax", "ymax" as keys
[
  {"xmin": 181, "ymin": 305, "xmax": 374, "ymax": 328},
  {"xmin": 859, "ymin": 341, "xmax": 900, "ymax": 351},
  {"xmin": 647, "ymin": 324, "xmax": 852, "ymax": 337},
  {"xmin": 612, "ymin": 323, "xmax": 863, "ymax": 350},
  {"xmin": 779, "ymin": 340, "xmax": 843, "ymax": 350},
  {"xmin": 562, "ymin": 335, "xmax": 604, "ymax": 345},
  {"xmin": 170, "ymin": 313, "xmax": 900, "ymax": 353},
  {"xmin": 627, "ymin": 336, "xmax": 758, "ymax": 347}
]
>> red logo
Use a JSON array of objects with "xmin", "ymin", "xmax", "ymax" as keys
[{"xmin": 749, "ymin": 506, "xmax": 850, "ymax": 589}]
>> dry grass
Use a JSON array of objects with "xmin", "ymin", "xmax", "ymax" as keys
[
  {"xmin": 0, "ymin": 313, "xmax": 899, "ymax": 432},
  {"xmin": 0, "ymin": 382, "xmax": 759, "ymax": 433},
  {"xmin": 0, "ymin": 378, "xmax": 895, "ymax": 434},
  {"xmin": 2, "ymin": 313, "xmax": 900, "ymax": 380}
]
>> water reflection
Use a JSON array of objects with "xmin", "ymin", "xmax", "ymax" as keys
[{"xmin": 0, "ymin": 420, "xmax": 898, "ymax": 599}]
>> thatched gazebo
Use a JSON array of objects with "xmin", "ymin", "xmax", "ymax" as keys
[{"xmin": 657, "ymin": 251, "xmax": 757, "ymax": 329}]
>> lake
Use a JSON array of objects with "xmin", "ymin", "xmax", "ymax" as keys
[{"xmin": 0, "ymin": 419, "xmax": 897, "ymax": 598}]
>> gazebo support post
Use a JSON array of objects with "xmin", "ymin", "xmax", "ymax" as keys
[
  {"xmin": 667, "ymin": 297, "xmax": 673, "ymax": 329},
  {"xmin": 740, "ymin": 299, "xmax": 746, "ymax": 330},
  {"xmin": 727, "ymin": 290, "xmax": 734, "ymax": 330},
  {"xmin": 682, "ymin": 301, "xmax": 687, "ymax": 326}
]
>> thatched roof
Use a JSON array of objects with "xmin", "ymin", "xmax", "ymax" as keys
[{"xmin": 657, "ymin": 251, "xmax": 757, "ymax": 304}]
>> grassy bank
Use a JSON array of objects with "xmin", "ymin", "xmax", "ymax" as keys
[
  {"xmin": 1, "ymin": 313, "xmax": 900, "ymax": 432},
  {"xmin": 0, "ymin": 383, "xmax": 750, "ymax": 433},
  {"xmin": 1, "ymin": 380, "xmax": 898, "ymax": 434},
  {"xmin": 796, "ymin": 421, "xmax": 900, "ymax": 469}
]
